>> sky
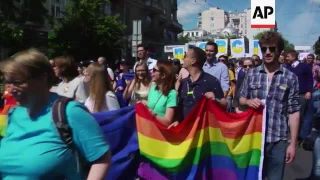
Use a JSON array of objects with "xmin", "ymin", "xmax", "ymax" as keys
[{"xmin": 177, "ymin": 0, "xmax": 320, "ymax": 46}]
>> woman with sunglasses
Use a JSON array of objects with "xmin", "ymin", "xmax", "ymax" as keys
[
  {"xmin": 141, "ymin": 60, "xmax": 177, "ymax": 127},
  {"xmin": 233, "ymin": 57, "xmax": 255, "ymax": 113}
]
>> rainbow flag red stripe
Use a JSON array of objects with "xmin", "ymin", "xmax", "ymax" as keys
[{"xmin": 136, "ymin": 98, "xmax": 265, "ymax": 180}]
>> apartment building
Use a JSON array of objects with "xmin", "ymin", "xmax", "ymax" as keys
[
  {"xmin": 228, "ymin": 9, "xmax": 249, "ymax": 37},
  {"xmin": 111, "ymin": 0, "xmax": 183, "ymax": 58},
  {"xmin": 197, "ymin": 7, "xmax": 228, "ymax": 34}
]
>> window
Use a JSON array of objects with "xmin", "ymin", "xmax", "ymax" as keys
[
  {"xmin": 192, "ymin": 32, "xmax": 194, "ymax": 36},
  {"xmin": 171, "ymin": 14, "xmax": 173, "ymax": 20},
  {"xmin": 163, "ymin": 9, "xmax": 167, "ymax": 14},
  {"xmin": 104, "ymin": 3, "xmax": 111, "ymax": 16},
  {"xmin": 211, "ymin": 17, "xmax": 214, "ymax": 21},
  {"xmin": 147, "ymin": 16, "xmax": 152, "ymax": 28},
  {"xmin": 51, "ymin": 4, "xmax": 61, "ymax": 18},
  {"xmin": 196, "ymin": 32, "xmax": 199, "ymax": 36}
]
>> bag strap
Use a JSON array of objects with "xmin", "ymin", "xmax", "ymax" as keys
[{"xmin": 52, "ymin": 97, "xmax": 74, "ymax": 150}]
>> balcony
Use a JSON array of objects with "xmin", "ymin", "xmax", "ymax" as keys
[
  {"xmin": 171, "ymin": 20, "xmax": 183, "ymax": 32},
  {"xmin": 144, "ymin": 0, "xmax": 164, "ymax": 13}
]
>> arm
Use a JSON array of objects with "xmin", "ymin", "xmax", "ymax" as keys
[
  {"xmin": 307, "ymin": 65, "xmax": 314, "ymax": 94},
  {"xmin": 175, "ymin": 70, "xmax": 183, "ymax": 91},
  {"xmin": 239, "ymin": 73, "xmax": 250, "ymax": 106},
  {"xmin": 287, "ymin": 75, "xmax": 301, "ymax": 146},
  {"xmin": 106, "ymin": 92, "xmax": 121, "ymax": 111},
  {"xmin": 221, "ymin": 65, "xmax": 230, "ymax": 97},
  {"xmin": 123, "ymin": 79, "xmax": 135, "ymax": 100},
  {"xmin": 66, "ymin": 102, "xmax": 111, "ymax": 179},
  {"xmin": 211, "ymin": 77, "xmax": 227, "ymax": 108}
]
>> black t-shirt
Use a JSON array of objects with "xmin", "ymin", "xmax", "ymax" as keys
[{"xmin": 178, "ymin": 71, "xmax": 224, "ymax": 119}]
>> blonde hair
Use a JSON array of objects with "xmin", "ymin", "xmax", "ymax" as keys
[
  {"xmin": 86, "ymin": 62, "xmax": 112, "ymax": 112},
  {"xmin": 0, "ymin": 48, "xmax": 54, "ymax": 89},
  {"xmin": 134, "ymin": 62, "xmax": 151, "ymax": 90}
]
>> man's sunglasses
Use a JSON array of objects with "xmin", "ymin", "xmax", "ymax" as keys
[{"xmin": 261, "ymin": 46, "xmax": 276, "ymax": 53}]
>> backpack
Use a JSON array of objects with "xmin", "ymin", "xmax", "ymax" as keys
[{"xmin": 52, "ymin": 97, "xmax": 91, "ymax": 174}]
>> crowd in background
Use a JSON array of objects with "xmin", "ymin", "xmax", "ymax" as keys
[{"xmin": 1, "ymin": 31, "xmax": 320, "ymax": 179}]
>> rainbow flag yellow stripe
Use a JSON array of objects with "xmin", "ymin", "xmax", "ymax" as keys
[{"xmin": 136, "ymin": 98, "xmax": 265, "ymax": 180}]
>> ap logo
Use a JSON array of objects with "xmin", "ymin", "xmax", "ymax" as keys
[{"xmin": 251, "ymin": 0, "xmax": 276, "ymax": 28}]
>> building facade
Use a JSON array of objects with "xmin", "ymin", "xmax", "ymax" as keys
[
  {"xmin": 197, "ymin": 7, "xmax": 274, "ymax": 39},
  {"xmin": 197, "ymin": 7, "xmax": 228, "ymax": 34},
  {"xmin": 111, "ymin": 0, "xmax": 183, "ymax": 59}
]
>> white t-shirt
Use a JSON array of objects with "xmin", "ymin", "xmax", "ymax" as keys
[
  {"xmin": 56, "ymin": 77, "xmax": 89, "ymax": 103},
  {"xmin": 84, "ymin": 91, "xmax": 120, "ymax": 113},
  {"xmin": 133, "ymin": 57, "xmax": 157, "ymax": 71}
]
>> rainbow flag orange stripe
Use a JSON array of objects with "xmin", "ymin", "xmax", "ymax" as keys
[{"xmin": 136, "ymin": 98, "xmax": 265, "ymax": 180}]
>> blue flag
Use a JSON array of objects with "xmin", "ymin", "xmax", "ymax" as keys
[{"xmin": 93, "ymin": 105, "xmax": 139, "ymax": 180}]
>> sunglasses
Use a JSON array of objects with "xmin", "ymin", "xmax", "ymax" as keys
[
  {"xmin": 261, "ymin": 46, "xmax": 276, "ymax": 53},
  {"xmin": 243, "ymin": 65, "xmax": 253, "ymax": 68},
  {"xmin": 3, "ymin": 79, "xmax": 29, "ymax": 86},
  {"xmin": 219, "ymin": 59, "xmax": 226, "ymax": 62}
]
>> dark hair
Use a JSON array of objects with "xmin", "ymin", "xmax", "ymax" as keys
[
  {"xmin": 188, "ymin": 45, "xmax": 207, "ymax": 67},
  {"xmin": 287, "ymin": 50, "xmax": 299, "ymax": 59},
  {"xmin": 54, "ymin": 55, "xmax": 79, "ymax": 78},
  {"xmin": 205, "ymin": 41, "xmax": 218, "ymax": 51},
  {"xmin": 252, "ymin": 54, "xmax": 260, "ymax": 59},
  {"xmin": 137, "ymin": 43, "xmax": 148, "ymax": 51},
  {"xmin": 218, "ymin": 55, "xmax": 228, "ymax": 61},
  {"xmin": 307, "ymin": 54, "xmax": 315, "ymax": 59},
  {"xmin": 258, "ymin": 31, "xmax": 285, "ymax": 53},
  {"xmin": 281, "ymin": 52, "xmax": 287, "ymax": 57},
  {"xmin": 316, "ymin": 55, "xmax": 320, "ymax": 60},
  {"xmin": 156, "ymin": 60, "xmax": 176, "ymax": 96}
]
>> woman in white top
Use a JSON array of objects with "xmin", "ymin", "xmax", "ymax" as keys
[
  {"xmin": 84, "ymin": 62, "xmax": 120, "ymax": 113},
  {"xmin": 123, "ymin": 62, "xmax": 152, "ymax": 105},
  {"xmin": 54, "ymin": 56, "xmax": 88, "ymax": 103}
]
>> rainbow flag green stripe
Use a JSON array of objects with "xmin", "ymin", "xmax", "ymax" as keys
[{"xmin": 136, "ymin": 98, "xmax": 265, "ymax": 180}]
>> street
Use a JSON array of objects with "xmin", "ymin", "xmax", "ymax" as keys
[{"xmin": 284, "ymin": 146, "xmax": 312, "ymax": 180}]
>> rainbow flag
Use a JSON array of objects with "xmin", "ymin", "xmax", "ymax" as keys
[{"xmin": 136, "ymin": 97, "xmax": 265, "ymax": 180}]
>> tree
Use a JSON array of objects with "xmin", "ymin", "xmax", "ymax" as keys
[
  {"xmin": 253, "ymin": 31, "xmax": 295, "ymax": 53},
  {"xmin": 313, "ymin": 38, "xmax": 320, "ymax": 55},
  {"xmin": 48, "ymin": 0, "xmax": 126, "ymax": 61},
  {"xmin": 0, "ymin": 0, "xmax": 49, "ymax": 52},
  {"xmin": 177, "ymin": 34, "xmax": 191, "ymax": 44}
]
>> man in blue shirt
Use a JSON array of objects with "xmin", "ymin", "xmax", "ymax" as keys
[
  {"xmin": 203, "ymin": 41, "xmax": 229, "ymax": 97},
  {"xmin": 178, "ymin": 45, "xmax": 226, "ymax": 119}
]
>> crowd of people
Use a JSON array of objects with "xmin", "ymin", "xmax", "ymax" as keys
[{"xmin": 0, "ymin": 31, "xmax": 319, "ymax": 179}]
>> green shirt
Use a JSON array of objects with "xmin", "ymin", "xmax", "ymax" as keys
[{"xmin": 147, "ymin": 85, "xmax": 177, "ymax": 117}]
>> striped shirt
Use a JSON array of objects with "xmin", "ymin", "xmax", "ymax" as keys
[{"xmin": 240, "ymin": 65, "xmax": 300, "ymax": 143}]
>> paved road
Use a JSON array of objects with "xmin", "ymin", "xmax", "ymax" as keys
[{"xmin": 284, "ymin": 146, "xmax": 312, "ymax": 180}]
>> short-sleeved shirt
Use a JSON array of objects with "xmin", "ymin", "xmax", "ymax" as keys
[
  {"xmin": 240, "ymin": 65, "xmax": 300, "ymax": 143},
  {"xmin": 147, "ymin": 85, "xmax": 177, "ymax": 117},
  {"xmin": 179, "ymin": 72, "xmax": 224, "ymax": 119},
  {"xmin": 56, "ymin": 77, "xmax": 88, "ymax": 103},
  {"xmin": 0, "ymin": 93, "xmax": 109, "ymax": 180}
]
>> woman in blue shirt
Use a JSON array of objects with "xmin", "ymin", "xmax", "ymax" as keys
[{"xmin": 0, "ymin": 49, "xmax": 111, "ymax": 180}]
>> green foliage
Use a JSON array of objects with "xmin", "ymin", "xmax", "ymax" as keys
[
  {"xmin": 313, "ymin": 40, "xmax": 320, "ymax": 55},
  {"xmin": 253, "ymin": 31, "xmax": 295, "ymax": 53},
  {"xmin": 48, "ymin": 0, "xmax": 126, "ymax": 61},
  {"xmin": 0, "ymin": 0, "xmax": 49, "ymax": 52},
  {"xmin": 177, "ymin": 34, "xmax": 192, "ymax": 44}
]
